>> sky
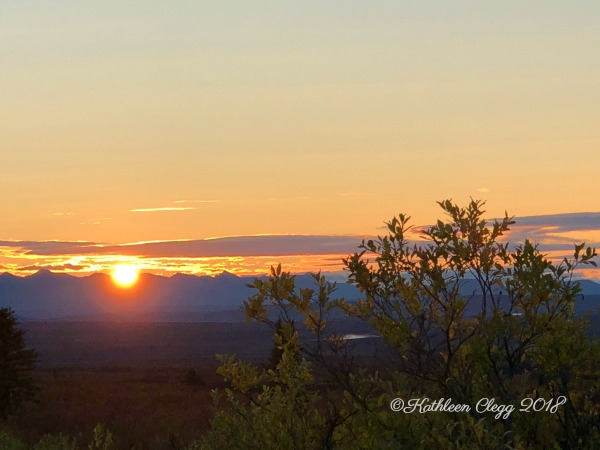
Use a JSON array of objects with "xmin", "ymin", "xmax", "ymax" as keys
[{"xmin": 1, "ymin": 1, "xmax": 599, "ymax": 279}]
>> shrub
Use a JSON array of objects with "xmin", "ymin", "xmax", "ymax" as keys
[
  {"xmin": 33, "ymin": 434, "xmax": 77, "ymax": 450},
  {"xmin": 87, "ymin": 424, "xmax": 113, "ymax": 450},
  {"xmin": 203, "ymin": 199, "xmax": 600, "ymax": 449}
]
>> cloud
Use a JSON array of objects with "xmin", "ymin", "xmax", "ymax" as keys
[
  {"xmin": 125, "ymin": 235, "xmax": 368, "ymax": 257},
  {"xmin": 502, "ymin": 213, "xmax": 600, "ymax": 247},
  {"xmin": 339, "ymin": 192, "xmax": 374, "ymax": 197},
  {"xmin": 25, "ymin": 213, "xmax": 589, "ymax": 260},
  {"xmin": 512, "ymin": 212, "xmax": 600, "ymax": 233},
  {"xmin": 477, "ymin": 187, "xmax": 491, "ymax": 193},
  {"xmin": 17, "ymin": 263, "xmax": 87, "ymax": 272},
  {"xmin": 79, "ymin": 217, "xmax": 112, "ymax": 226},
  {"xmin": 0, "ymin": 235, "xmax": 368, "ymax": 258},
  {"xmin": 129, "ymin": 207, "xmax": 197, "ymax": 212},
  {"xmin": 2, "ymin": 213, "xmax": 598, "ymax": 280},
  {"xmin": 0, "ymin": 240, "xmax": 100, "ymax": 255},
  {"xmin": 174, "ymin": 199, "xmax": 220, "ymax": 204}
]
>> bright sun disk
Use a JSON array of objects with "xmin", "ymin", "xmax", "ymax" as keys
[{"xmin": 111, "ymin": 264, "xmax": 139, "ymax": 288}]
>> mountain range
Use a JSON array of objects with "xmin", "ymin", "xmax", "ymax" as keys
[{"xmin": 1, "ymin": 270, "xmax": 599, "ymax": 321}]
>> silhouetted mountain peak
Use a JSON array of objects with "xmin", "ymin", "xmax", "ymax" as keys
[
  {"xmin": 30, "ymin": 269, "xmax": 54, "ymax": 278},
  {"xmin": 29, "ymin": 269, "xmax": 74, "ymax": 280},
  {"xmin": 577, "ymin": 280, "xmax": 600, "ymax": 295},
  {"xmin": 87, "ymin": 272, "xmax": 109, "ymax": 280},
  {"xmin": 0, "ymin": 272, "xmax": 18, "ymax": 280},
  {"xmin": 139, "ymin": 272, "xmax": 167, "ymax": 280},
  {"xmin": 171, "ymin": 273, "xmax": 196, "ymax": 279},
  {"xmin": 216, "ymin": 271, "xmax": 238, "ymax": 279}
]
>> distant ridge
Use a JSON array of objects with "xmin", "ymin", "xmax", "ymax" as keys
[
  {"xmin": 0, "ymin": 271, "xmax": 599, "ymax": 321},
  {"xmin": 0, "ymin": 271, "xmax": 363, "ymax": 320}
]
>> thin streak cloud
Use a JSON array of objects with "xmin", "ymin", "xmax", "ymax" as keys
[
  {"xmin": 174, "ymin": 199, "xmax": 220, "ymax": 204},
  {"xmin": 339, "ymin": 192, "xmax": 374, "ymax": 197},
  {"xmin": 129, "ymin": 207, "xmax": 197, "ymax": 212}
]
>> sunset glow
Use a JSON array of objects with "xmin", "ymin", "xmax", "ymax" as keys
[
  {"xmin": 1, "ymin": 2, "xmax": 599, "ymax": 282},
  {"xmin": 111, "ymin": 264, "xmax": 139, "ymax": 288}
]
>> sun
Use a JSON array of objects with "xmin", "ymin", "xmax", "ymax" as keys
[{"xmin": 111, "ymin": 264, "xmax": 139, "ymax": 288}]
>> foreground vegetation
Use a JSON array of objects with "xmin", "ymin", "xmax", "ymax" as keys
[{"xmin": 201, "ymin": 200, "xmax": 600, "ymax": 449}]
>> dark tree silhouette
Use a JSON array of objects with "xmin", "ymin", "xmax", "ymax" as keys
[{"xmin": 0, "ymin": 307, "xmax": 38, "ymax": 419}]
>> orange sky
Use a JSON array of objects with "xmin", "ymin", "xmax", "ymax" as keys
[{"xmin": 1, "ymin": 2, "xmax": 599, "ymax": 279}]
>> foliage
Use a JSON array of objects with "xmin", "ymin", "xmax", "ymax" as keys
[
  {"xmin": 202, "ymin": 199, "xmax": 600, "ymax": 449},
  {"xmin": 0, "ymin": 424, "xmax": 114, "ymax": 450},
  {"xmin": 0, "ymin": 307, "xmax": 38, "ymax": 420},
  {"xmin": 87, "ymin": 424, "xmax": 113, "ymax": 450},
  {"xmin": 0, "ymin": 431, "xmax": 27, "ymax": 450},
  {"xmin": 200, "ymin": 314, "xmax": 328, "ymax": 449},
  {"xmin": 33, "ymin": 434, "xmax": 77, "ymax": 450}
]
